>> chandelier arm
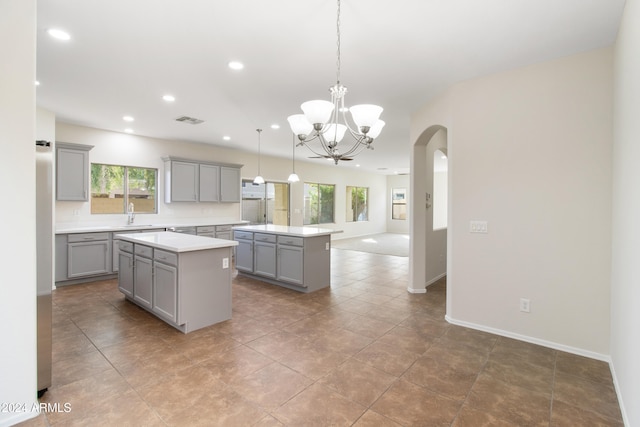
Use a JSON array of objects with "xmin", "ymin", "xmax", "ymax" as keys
[
  {"xmin": 338, "ymin": 139, "xmax": 369, "ymax": 157},
  {"xmin": 302, "ymin": 137, "xmax": 335, "ymax": 159}
]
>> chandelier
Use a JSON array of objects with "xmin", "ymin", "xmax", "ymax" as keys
[{"xmin": 287, "ymin": 0, "xmax": 384, "ymax": 165}]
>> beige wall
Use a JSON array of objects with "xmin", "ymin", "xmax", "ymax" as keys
[
  {"xmin": 611, "ymin": 0, "xmax": 640, "ymax": 424},
  {"xmin": 0, "ymin": 0, "xmax": 39, "ymax": 425},
  {"xmin": 55, "ymin": 123, "xmax": 388, "ymax": 239},
  {"xmin": 412, "ymin": 47, "xmax": 613, "ymax": 357}
]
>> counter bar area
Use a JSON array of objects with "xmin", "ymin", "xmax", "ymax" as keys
[
  {"xmin": 116, "ymin": 231, "xmax": 238, "ymax": 333},
  {"xmin": 233, "ymin": 225, "xmax": 342, "ymax": 293}
]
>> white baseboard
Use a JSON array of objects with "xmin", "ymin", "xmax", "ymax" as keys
[
  {"xmin": 407, "ymin": 273, "xmax": 446, "ymax": 294},
  {"xmin": 444, "ymin": 315, "xmax": 610, "ymax": 362},
  {"xmin": 426, "ymin": 272, "xmax": 446, "ymax": 287},
  {"xmin": 608, "ymin": 359, "xmax": 630, "ymax": 427}
]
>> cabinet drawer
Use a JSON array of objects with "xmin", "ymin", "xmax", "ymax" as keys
[
  {"xmin": 197, "ymin": 226, "xmax": 216, "ymax": 233},
  {"xmin": 278, "ymin": 236, "xmax": 303, "ymax": 247},
  {"xmin": 154, "ymin": 249, "xmax": 177, "ymax": 266},
  {"xmin": 216, "ymin": 225, "xmax": 233, "ymax": 232},
  {"xmin": 68, "ymin": 232, "xmax": 109, "ymax": 243},
  {"xmin": 234, "ymin": 230, "xmax": 253, "ymax": 241},
  {"xmin": 254, "ymin": 233, "xmax": 276, "ymax": 243},
  {"xmin": 119, "ymin": 240, "xmax": 134, "ymax": 253},
  {"xmin": 134, "ymin": 244, "xmax": 153, "ymax": 258}
]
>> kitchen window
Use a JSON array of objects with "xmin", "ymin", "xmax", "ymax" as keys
[
  {"xmin": 90, "ymin": 164, "xmax": 157, "ymax": 214},
  {"xmin": 303, "ymin": 182, "xmax": 335, "ymax": 225},
  {"xmin": 346, "ymin": 186, "xmax": 368, "ymax": 222}
]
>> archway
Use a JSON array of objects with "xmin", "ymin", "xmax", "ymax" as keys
[{"xmin": 408, "ymin": 125, "xmax": 449, "ymax": 294}]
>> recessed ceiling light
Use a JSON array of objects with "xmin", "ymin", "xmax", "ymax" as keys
[
  {"xmin": 47, "ymin": 28, "xmax": 71, "ymax": 41},
  {"xmin": 355, "ymin": 164, "xmax": 360, "ymax": 167},
  {"xmin": 228, "ymin": 61, "xmax": 244, "ymax": 70},
  {"xmin": 35, "ymin": 80, "xmax": 40, "ymax": 86},
  {"xmin": 223, "ymin": 136, "xmax": 231, "ymax": 141},
  {"xmin": 123, "ymin": 116, "xmax": 134, "ymax": 122},
  {"xmin": 270, "ymin": 124, "xmax": 280, "ymax": 130},
  {"xmin": 124, "ymin": 128, "xmax": 134, "ymax": 134},
  {"xmin": 162, "ymin": 95, "xmax": 175, "ymax": 102}
]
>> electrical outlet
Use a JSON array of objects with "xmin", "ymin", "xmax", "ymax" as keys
[
  {"xmin": 325, "ymin": 242, "xmax": 330, "ymax": 250},
  {"xmin": 222, "ymin": 258, "xmax": 229, "ymax": 269},
  {"xmin": 520, "ymin": 298, "xmax": 531, "ymax": 313}
]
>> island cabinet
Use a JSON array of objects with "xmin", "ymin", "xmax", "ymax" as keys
[
  {"xmin": 117, "ymin": 231, "xmax": 238, "ymax": 333},
  {"xmin": 277, "ymin": 236, "xmax": 304, "ymax": 285},
  {"xmin": 163, "ymin": 157, "xmax": 242, "ymax": 204},
  {"xmin": 153, "ymin": 250, "xmax": 178, "ymax": 324},
  {"xmin": 234, "ymin": 230, "xmax": 254, "ymax": 273},
  {"xmin": 133, "ymin": 244, "xmax": 153, "ymax": 310},
  {"xmin": 118, "ymin": 240, "xmax": 134, "ymax": 298},
  {"xmin": 233, "ymin": 225, "xmax": 340, "ymax": 293},
  {"xmin": 254, "ymin": 233, "xmax": 277, "ymax": 278}
]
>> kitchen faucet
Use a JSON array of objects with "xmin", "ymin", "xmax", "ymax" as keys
[{"xmin": 127, "ymin": 202, "xmax": 135, "ymax": 224}]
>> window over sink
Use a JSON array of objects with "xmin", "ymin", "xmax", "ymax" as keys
[{"xmin": 91, "ymin": 164, "xmax": 157, "ymax": 214}]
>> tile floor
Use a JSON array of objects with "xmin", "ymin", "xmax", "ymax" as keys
[{"xmin": 19, "ymin": 249, "xmax": 622, "ymax": 426}]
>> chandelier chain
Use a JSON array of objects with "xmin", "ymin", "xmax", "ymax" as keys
[{"xmin": 336, "ymin": 0, "xmax": 341, "ymax": 85}]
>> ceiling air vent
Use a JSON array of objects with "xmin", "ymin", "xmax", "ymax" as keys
[{"xmin": 175, "ymin": 116, "xmax": 205, "ymax": 125}]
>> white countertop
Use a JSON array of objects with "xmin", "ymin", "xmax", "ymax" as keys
[
  {"xmin": 56, "ymin": 220, "xmax": 248, "ymax": 234},
  {"xmin": 232, "ymin": 224, "xmax": 342, "ymax": 237},
  {"xmin": 117, "ymin": 231, "xmax": 238, "ymax": 253}
]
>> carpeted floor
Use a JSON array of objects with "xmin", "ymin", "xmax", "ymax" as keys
[{"xmin": 331, "ymin": 233, "xmax": 410, "ymax": 257}]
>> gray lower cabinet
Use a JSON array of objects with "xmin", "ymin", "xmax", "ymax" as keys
[
  {"xmin": 234, "ymin": 232, "xmax": 254, "ymax": 273},
  {"xmin": 277, "ymin": 244, "xmax": 304, "ymax": 285},
  {"xmin": 117, "ymin": 235, "xmax": 234, "ymax": 333},
  {"xmin": 216, "ymin": 224, "xmax": 233, "ymax": 240},
  {"xmin": 153, "ymin": 260, "xmax": 178, "ymax": 324},
  {"xmin": 254, "ymin": 241, "xmax": 276, "ymax": 278},
  {"xmin": 118, "ymin": 242, "xmax": 134, "ymax": 298},
  {"xmin": 133, "ymin": 245, "xmax": 153, "ymax": 310},
  {"xmin": 67, "ymin": 233, "xmax": 110, "ymax": 278},
  {"xmin": 233, "ymin": 230, "xmax": 330, "ymax": 293}
]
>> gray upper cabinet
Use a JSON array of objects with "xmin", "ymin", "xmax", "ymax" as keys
[
  {"xmin": 220, "ymin": 166, "xmax": 241, "ymax": 202},
  {"xmin": 56, "ymin": 142, "xmax": 93, "ymax": 201},
  {"xmin": 166, "ymin": 160, "xmax": 199, "ymax": 202},
  {"xmin": 163, "ymin": 157, "xmax": 242, "ymax": 203},
  {"xmin": 199, "ymin": 164, "xmax": 220, "ymax": 202}
]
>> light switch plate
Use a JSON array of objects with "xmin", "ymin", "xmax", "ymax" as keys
[{"xmin": 469, "ymin": 220, "xmax": 488, "ymax": 233}]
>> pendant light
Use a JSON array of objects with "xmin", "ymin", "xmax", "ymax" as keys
[
  {"xmin": 253, "ymin": 129, "xmax": 265, "ymax": 184},
  {"xmin": 288, "ymin": 133, "xmax": 300, "ymax": 183}
]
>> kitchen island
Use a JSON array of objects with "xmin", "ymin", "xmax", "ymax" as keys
[
  {"xmin": 233, "ymin": 225, "xmax": 342, "ymax": 293},
  {"xmin": 117, "ymin": 231, "xmax": 237, "ymax": 333}
]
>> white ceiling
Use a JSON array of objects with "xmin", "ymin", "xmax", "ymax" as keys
[{"xmin": 36, "ymin": 0, "xmax": 624, "ymax": 175}]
